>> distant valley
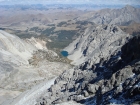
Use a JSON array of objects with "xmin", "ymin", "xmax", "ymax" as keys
[{"xmin": 1, "ymin": 5, "xmax": 140, "ymax": 51}]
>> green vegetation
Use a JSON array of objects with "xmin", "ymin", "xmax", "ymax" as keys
[
  {"xmin": 47, "ymin": 24, "xmax": 55, "ymax": 26},
  {"xmin": 57, "ymin": 21, "xmax": 67, "ymax": 27},
  {"xmin": 76, "ymin": 21, "xmax": 95, "ymax": 25},
  {"xmin": 9, "ymin": 20, "xmax": 81, "ymax": 54},
  {"xmin": 13, "ymin": 26, "xmax": 77, "ymax": 50},
  {"xmin": 16, "ymin": 33, "xmax": 38, "ymax": 39},
  {"xmin": 5, "ymin": 24, "xmax": 79, "ymax": 50},
  {"xmin": 30, "ymin": 27, "xmax": 42, "ymax": 32},
  {"xmin": 41, "ymin": 27, "xmax": 55, "ymax": 36},
  {"xmin": 46, "ymin": 30, "xmax": 77, "ymax": 49},
  {"xmin": 40, "ymin": 29, "xmax": 77, "ymax": 49},
  {"xmin": 57, "ymin": 30, "xmax": 76, "ymax": 40},
  {"xmin": 47, "ymin": 40, "xmax": 72, "ymax": 49}
]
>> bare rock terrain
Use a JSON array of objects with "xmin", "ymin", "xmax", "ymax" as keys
[
  {"xmin": 37, "ymin": 25, "xmax": 140, "ymax": 105},
  {"xmin": 64, "ymin": 24, "xmax": 130, "ymax": 65},
  {"xmin": 0, "ymin": 30, "xmax": 71, "ymax": 105},
  {"xmin": 87, "ymin": 5, "xmax": 140, "ymax": 25},
  {"xmin": 0, "ymin": 5, "xmax": 140, "ymax": 105}
]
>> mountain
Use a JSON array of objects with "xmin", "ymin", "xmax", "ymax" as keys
[
  {"xmin": 0, "ymin": 13, "xmax": 51, "ymax": 27},
  {"xmin": 64, "ymin": 24, "xmax": 130, "ymax": 65},
  {"xmin": 0, "ymin": 30, "xmax": 71, "ymax": 105},
  {"xmin": 0, "ymin": 30, "xmax": 37, "ymax": 65},
  {"xmin": 1, "ymin": 5, "xmax": 140, "ymax": 105},
  {"xmin": 87, "ymin": 5, "xmax": 140, "ymax": 26},
  {"xmin": 37, "ymin": 25, "xmax": 140, "ymax": 105}
]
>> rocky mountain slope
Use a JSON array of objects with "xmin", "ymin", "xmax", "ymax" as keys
[
  {"xmin": 0, "ymin": 30, "xmax": 37, "ymax": 64},
  {"xmin": 64, "ymin": 24, "xmax": 130, "ymax": 65},
  {"xmin": 87, "ymin": 5, "xmax": 140, "ymax": 25},
  {"xmin": 1, "ymin": 5, "xmax": 140, "ymax": 105},
  {"xmin": 37, "ymin": 25, "xmax": 140, "ymax": 105},
  {"xmin": 0, "ymin": 30, "xmax": 71, "ymax": 105}
]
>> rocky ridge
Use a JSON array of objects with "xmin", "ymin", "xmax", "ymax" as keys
[
  {"xmin": 37, "ymin": 25, "xmax": 140, "ymax": 105},
  {"xmin": 64, "ymin": 24, "xmax": 130, "ymax": 65},
  {"xmin": 87, "ymin": 5, "xmax": 140, "ymax": 25}
]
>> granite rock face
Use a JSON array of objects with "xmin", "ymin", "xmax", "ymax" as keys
[{"xmin": 37, "ymin": 25, "xmax": 140, "ymax": 105}]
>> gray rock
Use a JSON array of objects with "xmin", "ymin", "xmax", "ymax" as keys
[
  {"xmin": 64, "ymin": 24, "xmax": 130, "ymax": 65},
  {"xmin": 87, "ymin": 84, "xmax": 99, "ymax": 94},
  {"xmin": 83, "ymin": 90, "xmax": 89, "ymax": 97},
  {"xmin": 88, "ymin": 5, "xmax": 140, "ymax": 25},
  {"xmin": 36, "ymin": 27, "xmax": 140, "ymax": 105}
]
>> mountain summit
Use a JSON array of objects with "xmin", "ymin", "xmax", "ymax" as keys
[{"xmin": 88, "ymin": 5, "xmax": 140, "ymax": 25}]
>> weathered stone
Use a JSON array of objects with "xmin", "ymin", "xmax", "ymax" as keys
[
  {"xmin": 83, "ymin": 90, "xmax": 89, "ymax": 97},
  {"xmin": 87, "ymin": 84, "xmax": 99, "ymax": 94}
]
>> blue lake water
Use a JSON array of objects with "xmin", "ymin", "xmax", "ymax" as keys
[{"xmin": 61, "ymin": 51, "xmax": 69, "ymax": 57}]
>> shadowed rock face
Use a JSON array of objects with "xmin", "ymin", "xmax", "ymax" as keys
[{"xmin": 121, "ymin": 35, "xmax": 140, "ymax": 63}]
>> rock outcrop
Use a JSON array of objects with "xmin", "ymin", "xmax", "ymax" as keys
[
  {"xmin": 64, "ymin": 24, "xmax": 130, "ymax": 65},
  {"xmin": 37, "ymin": 26, "xmax": 140, "ymax": 105}
]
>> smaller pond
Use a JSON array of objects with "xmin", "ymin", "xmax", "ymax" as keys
[{"xmin": 61, "ymin": 51, "xmax": 69, "ymax": 57}]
